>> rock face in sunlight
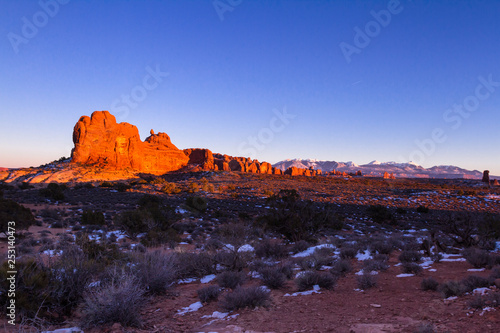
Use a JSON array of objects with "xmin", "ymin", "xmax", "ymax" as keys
[{"xmin": 71, "ymin": 111, "xmax": 189, "ymax": 174}]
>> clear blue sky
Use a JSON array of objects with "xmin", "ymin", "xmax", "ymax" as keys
[{"xmin": 1, "ymin": 0, "xmax": 499, "ymax": 175}]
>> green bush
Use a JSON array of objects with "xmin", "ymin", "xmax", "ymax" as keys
[
  {"xmin": 39, "ymin": 183, "xmax": 66, "ymax": 201},
  {"xmin": 186, "ymin": 196, "xmax": 208, "ymax": 212},
  {"xmin": 367, "ymin": 205, "xmax": 394, "ymax": 224},
  {"xmin": 81, "ymin": 210, "xmax": 105, "ymax": 226},
  {"xmin": 262, "ymin": 189, "xmax": 343, "ymax": 242},
  {"xmin": 0, "ymin": 197, "xmax": 35, "ymax": 233}
]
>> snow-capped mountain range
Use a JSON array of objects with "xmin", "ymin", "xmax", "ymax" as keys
[{"xmin": 273, "ymin": 159, "xmax": 489, "ymax": 179}]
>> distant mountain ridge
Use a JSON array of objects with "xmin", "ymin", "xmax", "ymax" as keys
[{"xmin": 273, "ymin": 159, "xmax": 489, "ymax": 179}]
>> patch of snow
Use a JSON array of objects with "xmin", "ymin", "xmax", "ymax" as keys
[
  {"xmin": 202, "ymin": 311, "xmax": 229, "ymax": 319},
  {"xmin": 177, "ymin": 301, "xmax": 203, "ymax": 316},
  {"xmin": 200, "ymin": 274, "xmax": 216, "ymax": 284},
  {"xmin": 176, "ymin": 207, "xmax": 188, "ymax": 214},
  {"xmin": 43, "ymin": 249, "xmax": 61, "ymax": 257},
  {"xmin": 473, "ymin": 287, "xmax": 490, "ymax": 295},
  {"xmin": 284, "ymin": 285, "xmax": 321, "ymax": 296},
  {"xmin": 238, "ymin": 244, "xmax": 255, "ymax": 252},
  {"xmin": 468, "ymin": 268, "xmax": 485, "ymax": 272},
  {"xmin": 355, "ymin": 270, "xmax": 378, "ymax": 276},
  {"xmin": 178, "ymin": 278, "xmax": 197, "ymax": 284},
  {"xmin": 428, "ymin": 269, "xmax": 437, "ymax": 272},
  {"xmin": 445, "ymin": 296, "xmax": 458, "ymax": 301},
  {"xmin": 396, "ymin": 273, "xmax": 415, "ymax": 277},
  {"xmin": 356, "ymin": 250, "xmax": 372, "ymax": 261},
  {"xmin": 292, "ymin": 243, "xmax": 335, "ymax": 258}
]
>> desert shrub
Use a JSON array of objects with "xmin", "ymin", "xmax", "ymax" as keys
[
  {"xmin": 421, "ymin": 277, "xmax": 439, "ymax": 291},
  {"xmin": 363, "ymin": 259, "xmax": 389, "ymax": 272},
  {"xmin": 490, "ymin": 266, "xmax": 500, "ymax": 279},
  {"xmin": 216, "ymin": 271, "xmax": 246, "ymax": 289},
  {"xmin": 330, "ymin": 259, "xmax": 352, "ymax": 277},
  {"xmin": 214, "ymin": 250, "xmax": 249, "ymax": 272},
  {"xmin": 99, "ymin": 182, "xmax": 113, "ymax": 188},
  {"xmin": 295, "ymin": 271, "xmax": 337, "ymax": 291},
  {"xmin": 175, "ymin": 252, "xmax": 216, "ymax": 278},
  {"xmin": 115, "ymin": 196, "xmax": 179, "ymax": 239},
  {"xmin": 401, "ymin": 262, "xmax": 423, "ymax": 275},
  {"xmin": 461, "ymin": 275, "xmax": 491, "ymax": 293},
  {"xmin": 50, "ymin": 245, "xmax": 97, "ymax": 316},
  {"xmin": 339, "ymin": 247, "xmax": 357, "ymax": 259},
  {"xmin": 185, "ymin": 195, "xmax": 208, "ymax": 212},
  {"xmin": 468, "ymin": 295, "xmax": 487, "ymax": 309},
  {"xmin": 131, "ymin": 251, "xmax": 177, "ymax": 295},
  {"xmin": 367, "ymin": 205, "xmax": 394, "ymax": 224},
  {"xmin": 0, "ymin": 259, "xmax": 51, "ymax": 319},
  {"xmin": 81, "ymin": 210, "xmax": 105, "ymax": 226},
  {"xmin": 187, "ymin": 182, "xmax": 200, "ymax": 193},
  {"xmin": 395, "ymin": 207, "xmax": 407, "ymax": 215},
  {"xmin": 132, "ymin": 243, "xmax": 146, "ymax": 253},
  {"xmin": 398, "ymin": 250, "xmax": 422, "ymax": 263},
  {"xmin": 19, "ymin": 182, "xmax": 34, "ymax": 190},
  {"xmin": 438, "ymin": 212, "xmax": 479, "ymax": 247},
  {"xmin": 161, "ymin": 182, "xmax": 181, "ymax": 194},
  {"xmin": 291, "ymin": 240, "xmax": 310, "ymax": 254},
  {"xmin": 371, "ymin": 241, "xmax": 394, "ymax": 255},
  {"xmin": 114, "ymin": 182, "xmax": 131, "ymax": 192},
  {"xmin": 81, "ymin": 268, "xmax": 145, "ymax": 328},
  {"xmin": 463, "ymin": 248, "xmax": 492, "ymax": 268},
  {"xmin": 255, "ymin": 239, "xmax": 289, "ymax": 259},
  {"xmin": 221, "ymin": 286, "xmax": 270, "ymax": 311},
  {"xmin": 416, "ymin": 206, "xmax": 430, "ymax": 213},
  {"xmin": 438, "ymin": 281, "xmax": 466, "ymax": 298},
  {"xmin": 0, "ymin": 197, "xmax": 35, "ymax": 233},
  {"xmin": 140, "ymin": 228, "xmax": 180, "ymax": 248},
  {"xmin": 197, "ymin": 285, "xmax": 221, "ymax": 303},
  {"xmin": 277, "ymin": 262, "xmax": 295, "ymax": 280},
  {"xmin": 259, "ymin": 266, "xmax": 286, "ymax": 289},
  {"xmin": 356, "ymin": 273, "xmax": 377, "ymax": 290},
  {"xmin": 39, "ymin": 183, "xmax": 66, "ymax": 201},
  {"xmin": 262, "ymin": 189, "xmax": 343, "ymax": 242},
  {"xmin": 75, "ymin": 234, "xmax": 124, "ymax": 265},
  {"xmin": 478, "ymin": 213, "xmax": 500, "ymax": 240}
]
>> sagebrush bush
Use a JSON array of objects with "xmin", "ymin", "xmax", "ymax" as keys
[
  {"xmin": 197, "ymin": 285, "xmax": 221, "ymax": 303},
  {"xmin": 39, "ymin": 183, "xmax": 66, "ymax": 201},
  {"xmin": 371, "ymin": 241, "xmax": 394, "ymax": 255},
  {"xmin": 81, "ymin": 269, "xmax": 146, "ymax": 328},
  {"xmin": 363, "ymin": 259, "xmax": 389, "ymax": 272},
  {"xmin": 185, "ymin": 195, "xmax": 208, "ymax": 211},
  {"xmin": 277, "ymin": 263, "xmax": 294, "ymax": 280},
  {"xmin": 438, "ymin": 281, "xmax": 466, "ymax": 298},
  {"xmin": 162, "ymin": 182, "xmax": 181, "ymax": 194},
  {"xmin": 295, "ymin": 271, "xmax": 337, "ymax": 291},
  {"xmin": 330, "ymin": 259, "xmax": 352, "ymax": 277},
  {"xmin": 81, "ymin": 210, "xmax": 105, "ymax": 226},
  {"xmin": 221, "ymin": 286, "xmax": 270, "ymax": 311},
  {"xmin": 175, "ymin": 252, "xmax": 216, "ymax": 278},
  {"xmin": 339, "ymin": 247, "xmax": 357, "ymax": 259},
  {"xmin": 367, "ymin": 205, "xmax": 393, "ymax": 223},
  {"xmin": 356, "ymin": 273, "xmax": 377, "ymax": 290},
  {"xmin": 259, "ymin": 266, "xmax": 286, "ymax": 289},
  {"xmin": 255, "ymin": 239, "xmax": 289, "ymax": 259},
  {"xmin": 421, "ymin": 277, "xmax": 439, "ymax": 291},
  {"xmin": 461, "ymin": 275, "xmax": 491, "ymax": 293},
  {"xmin": 463, "ymin": 248, "xmax": 492, "ymax": 268},
  {"xmin": 398, "ymin": 250, "xmax": 422, "ymax": 263},
  {"xmin": 468, "ymin": 295, "xmax": 487, "ymax": 309},
  {"xmin": 216, "ymin": 271, "xmax": 246, "ymax": 289},
  {"xmin": 131, "ymin": 251, "xmax": 177, "ymax": 295},
  {"xmin": 291, "ymin": 240, "xmax": 310, "ymax": 254},
  {"xmin": 401, "ymin": 262, "xmax": 423, "ymax": 275}
]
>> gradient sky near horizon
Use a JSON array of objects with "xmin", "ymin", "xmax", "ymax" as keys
[{"xmin": 1, "ymin": 0, "xmax": 499, "ymax": 175}]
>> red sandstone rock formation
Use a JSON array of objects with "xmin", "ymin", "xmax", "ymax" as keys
[
  {"xmin": 482, "ymin": 170, "xmax": 490, "ymax": 183},
  {"xmin": 71, "ymin": 111, "xmax": 189, "ymax": 174},
  {"xmin": 71, "ymin": 111, "xmax": 320, "ymax": 178}
]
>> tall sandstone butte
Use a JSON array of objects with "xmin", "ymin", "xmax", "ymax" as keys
[{"xmin": 71, "ymin": 111, "xmax": 189, "ymax": 174}]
